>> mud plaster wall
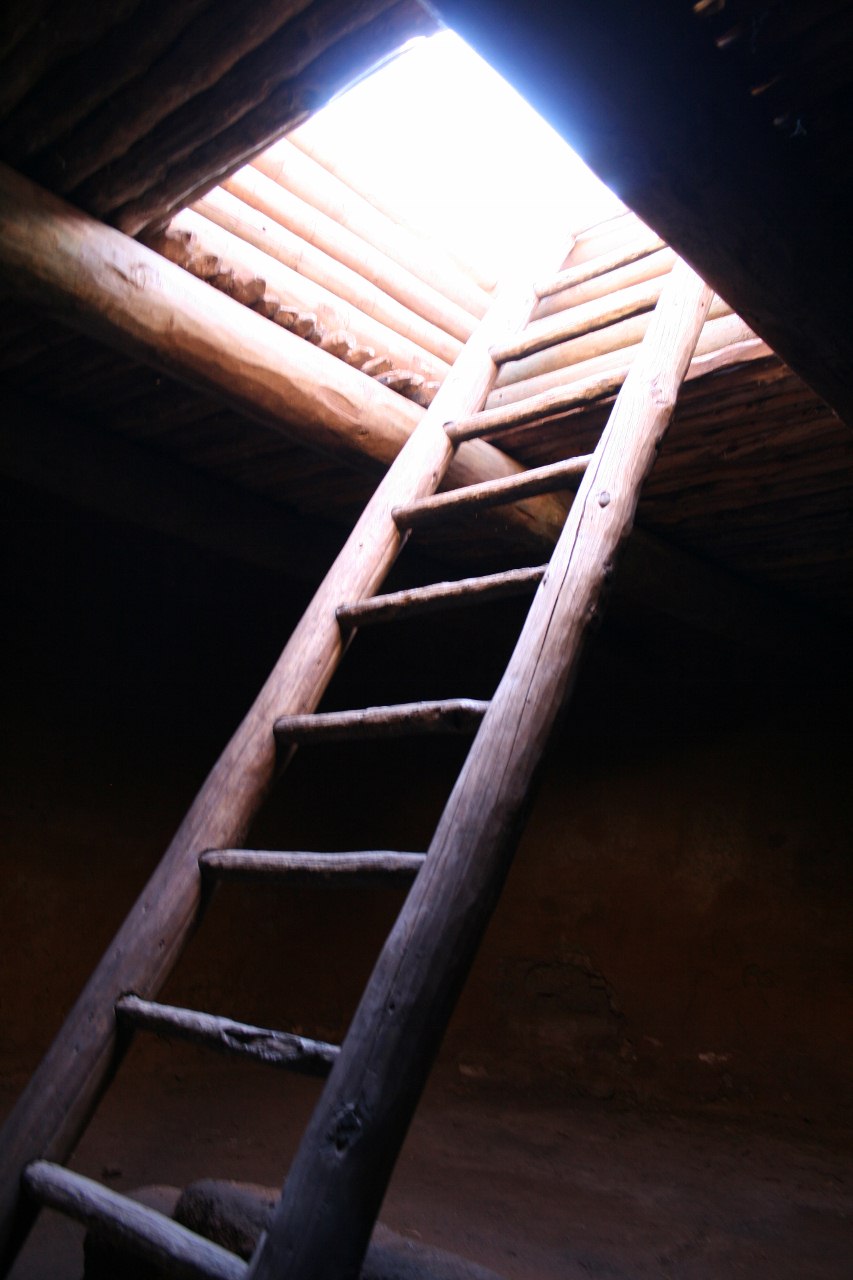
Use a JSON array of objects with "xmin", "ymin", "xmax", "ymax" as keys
[{"xmin": 2, "ymin": 477, "xmax": 852, "ymax": 1123}]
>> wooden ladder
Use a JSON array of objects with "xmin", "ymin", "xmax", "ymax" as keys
[{"xmin": 0, "ymin": 251, "xmax": 712, "ymax": 1279}]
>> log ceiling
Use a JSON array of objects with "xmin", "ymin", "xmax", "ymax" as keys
[
  {"xmin": 436, "ymin": 0, "xmax": 853, "ymax": 432},
  {"xmin": 0, "ymin": 0, "xmax": 437, "ymax": 236},
  {"xmin": 0, "ymin": 0, "xmax": 851, "ymax": 638}
]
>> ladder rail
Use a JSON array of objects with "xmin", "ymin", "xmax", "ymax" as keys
[
  {"xmin": 0, "ymin": 243, "xmax": 573, "ymax": 1272},
  {"xmin": 248, "ymin": 261, "xmax": 714, "ymax": 1280}
]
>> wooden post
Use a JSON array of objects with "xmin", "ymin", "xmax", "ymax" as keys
[
  {"xmin": 248, "ymin": 261, "xmax": 713, "ymax": 1280},
  {"xmin": 0, "ymin": 231, "xmax": 573, "ymax": 1271}
]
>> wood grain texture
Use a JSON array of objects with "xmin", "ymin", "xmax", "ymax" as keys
[
  {"xmin": 200, "ymin": 850, "xmax": 425, "ymax": 884},
  {"xmin": 0, "ymin": 0, "xmax": 211, "ymax": 162},
  {"xmin": 447, "ymin": 372, "xmax": 626, "ymax": 441},
  {"xmin": 435, "ymin": 0, "xmax": 853, "ymax": 427},
  {"xmin": 248, "ymin": 262, "xmax": 713, "ymax": 1280},
  {"xmin": 255, "ymin": 138, "xmax": 491, "ymax": 319},
  {"xmin": 115, "ymin": 997, "xmax": 338, "ymax": 1076},
  {"xmin": 151, "ymin": 209, "xmax": 451, "ymax": 381},
  {"xmin": 24, "ymin": 1162, "xmax": 246, "ymax": 1280},
  {"xmin": 34, "ymin": 0, "xmax": 316, "ymax": 193},
  {"xmin": 0, "ymin": 239, "xmax": 571, "ymax": 1269},
  {"xmin": 535, "ymin": 233, "xmax": 665, "ymax": 298},
  {"xmin": 488, "ymin": 299, "xmax": 736, "ymax": 402},
  {"xmin": 224, "ymin": 167, "xmax": 478, "ymax": 342},
  {"xmin": 0, "ymin": 162, "xmax": 568, "ymax": 559},
  {"xmin": 114, "ymin": 0, "xmax": 436, "ymax": 236},
  {"xmin": 0, "ymin": 0, "xmax": 141, "ymax": 120},
  {"xmin": 336, "ymin": 566, "xmax": 547, "ymax": 627},
  {"xmin": 491, "ymin": 276, "xmax": 665, "ymax": 364},
  {"xmin": 393, "ymin": 456, "xmax": 592, "ymax": 529},
  {"xmin": 193, "ymin": 185, "xmax": 463, "ymax": 365},
  {"xmin": 273, "ymin": 699, "xmax": 489, "ymax": 741}
]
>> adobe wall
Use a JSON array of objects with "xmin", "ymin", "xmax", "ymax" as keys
[{"xmin": 2, "ymin": 478, "xmax": 851, "ymax": 1122}]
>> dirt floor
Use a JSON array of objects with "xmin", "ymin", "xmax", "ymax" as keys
[{"xmin": 4, "ymin": 1045, "xmax": 851, "ymax": 1279}]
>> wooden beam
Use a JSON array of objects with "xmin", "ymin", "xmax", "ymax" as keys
[
  {"xmin": 488, "ymin": 301, "xmax": 737, "ymax": 404},
  {"xmin": 110, "ymin": 1, "xmax": 438, "ymax": 237},
  {"xmin": 273, "ymin": 699, "xmax": 489, "ymax": 742},
  {"xmin": 115, "ymin": 997, "xmax": 338, "ymax": 1077},
  {"xmin": 154, "ymin": 209, "xmax": 451, "ymax": 382},
  {"xmin": 199, "ymin": 850, "xmax": 425, "ymax": 884},
  {"xmin": 0, "ymin": 0, "xmax": 212, "ymax": 163},
  {"xmin": 491, "ymin": 276, "xmax": 664, "ymax": 365},
  {"xmin": 0, "ymin": 0, "xmax": 140, "ymax": 120},
  {"xmin": 248, "ymin": 262, "xmax": 714, "ymax": 1280},
  {"xmin": 23, "ymin": 1163, "xmax": 245, "ymax": 1280},
  {"xmin": 533, "ymin": 246, "xmax": 676, "ymax": 322},
  {"xmin": 289, "ymin": 124, "xmax": 500, "ymax": 295},
  {"xmin": 254, "ymin": 138, "xmax": 492, "ymax": 319},
  {"xmin": 434, "ymin": 0, "xmax": 853, "ymax": 427},
  {"xmin": 43, "ymin": 1, "xmax": 397, "ymax": 200},
  {"xmin": 393, "ymin": 456, "xmax": 591, "ymax": 529},
  {"xmin": 194, "ymin": 186, "xmax": 463, "ymax": 365},
  {"xmin": 0, "ymin": 249, "xmax": 572, "ymax": 1269},
  {"xmin": 223, "ymin": 167, "xmax": 479, "ymax": 342},
  {"xmin": 0, "ymin": 162, "xmax": 567, "ymax": 552},
  {"xmin": 535, "ymin": 233, "xmax": 666, "ymax": 299}
]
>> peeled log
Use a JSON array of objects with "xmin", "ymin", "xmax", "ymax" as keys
[
  {"xmin": 195, "ymin": 186, "xmax": 462, "ymax": 365},
  {"xmin": 532, "ymin": 246, "xmax": 676, "ymax": 320},
  {"xmin": 288, "ymin": 122, "xmax": 500, "ymax": 294},
  {"xmin": 0, "ymin": 248, "xmax": 573, "ymax": 1269},
  {"xmin": 491, "ymin": 293, "xmax": 732, "ymax": 397},
  {"xmin": 255, "ymin": 138, "xmax": 492, "ymax": 319},
  {"xmin": 0, "ymin": 162, "xmax": 566, "ymax": 555},
  {"xmin": 486, "ymin": 309, "xmax": 755, "ymax": 410},
  {"xmin": 535, "ymin": 232, "xmax": 666, "ymax": 299},
  {"xmin": 491, "ymin": 275, "xmax": 666, "ymax": 364},
  {"xmin": 155, "ymin": 209, "xmax": 450, "ymax": 381},
  {"xmin": 225, "ymin": 166, "xmax": 478, "ymax": 343}
]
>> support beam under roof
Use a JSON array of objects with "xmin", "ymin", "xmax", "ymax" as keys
[
  {"xmin": 0, "ymin": 158, "xmax": 841, "ymax": 660},
  {"xmin": 435, "ymin": 0, "xmax": 853, "ymax": 429}
]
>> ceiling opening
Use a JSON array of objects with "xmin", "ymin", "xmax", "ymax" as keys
[{"xmin": 288, "ymin": 29, "xmax": 625, "ymax": 284}]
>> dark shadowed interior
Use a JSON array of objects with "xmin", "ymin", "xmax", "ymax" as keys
[{"xmin": 1, "ymin": 3, "xmax": 852, "ymax": 1277}]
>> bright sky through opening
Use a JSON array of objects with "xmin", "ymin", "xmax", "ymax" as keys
[{"xmin": 294, "ymin": 30, "xmax": 624, "ymax": 282}]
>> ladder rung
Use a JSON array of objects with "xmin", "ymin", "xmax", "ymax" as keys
[
  {"xmin": 274, "ymin": 699, "xmax": 488, "ymax": 743},
  {"xmin": 392, "ymin": 457, "xmax": 591, "ymax": 531},
  {"xmin": 489, "ymin": 278, "xmax": 661, "ymax": 364},
  {"xmin": 445, "ymin": 371, "xmax": 625, "ymax": 443},
  {"xmin": 534, "ymin": 234, "xmax": 666, "ymax": 299},
  {"xmin": 23, "ymin": 1161, "xmax": 245, "ymax": 1279},
  {"xmin": 336, "ymin": 565, "xmax": 547, "ymax": 629},
  {"xmin": 200, "ymin": 849, "xmax": 425, "ymax": 884},
  {"xmin": 115, "ymin": 996, "xmax": 338, "ymax": 1077}
]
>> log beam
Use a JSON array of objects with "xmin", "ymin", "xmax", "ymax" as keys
[
  {"xmin": 23, "ymin": 1163, "xmax": 245, "ymax": 1280},
  {"xmin": 435, "ymin": 0, "xmax": 853, "ymax": 428},
  {"xmin": 223, "ymin": 166, "xmax": 478, "ymax": 342},
  {"xmin": 254, "ymin": 138, "xmax": 492, "ymax": 319},
  {"xmin": 0, "ymin": 162, "xmax": 566, "ymax": 552},
  {"xmin": 153, "ymin": 209, "xmax": 452, "ymax": 382},
  {"xmin": 0, "ymin": 239, "xmax": 574, "ymax": 1270}
]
